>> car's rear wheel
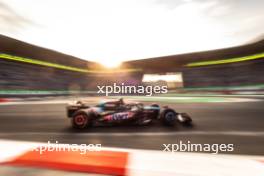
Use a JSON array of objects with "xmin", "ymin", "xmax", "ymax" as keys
[
  {"xmin": 71, "ymin": 111, "xmax": 90, "ymax": 129},
  {"xmin": 160, "ymin": 108, "xmax": 177, "ymax": 126}
]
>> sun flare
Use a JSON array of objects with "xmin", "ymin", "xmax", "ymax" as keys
[{"xmin": 100, "ymin": 60, "xmax": 122, "ymax": 69}]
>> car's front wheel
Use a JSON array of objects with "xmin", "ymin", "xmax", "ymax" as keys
[
  {"xmin": 71, "ymin": 111, "xmax": 91, "ymax": 129},
  {"xmin": 160, "ymin": 108, "xmax": 177, "ymax": 126}
]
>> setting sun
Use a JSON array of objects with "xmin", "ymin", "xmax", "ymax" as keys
[{"xmin": 100, "ymin": 60, "xmax": 122, "ymax": 69}]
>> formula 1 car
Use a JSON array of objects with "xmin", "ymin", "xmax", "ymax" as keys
[{"xmin": 66, "ymin": 98, "xmax": 192, "ymax": 129}]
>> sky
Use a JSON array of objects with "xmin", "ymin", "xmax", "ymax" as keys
[{"xmin": 0, "ymin": 0, "xmax": 264, "ymax": 68}]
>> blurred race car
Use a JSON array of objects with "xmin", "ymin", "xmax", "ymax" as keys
[{"xmin": 66, "ymin": 98, "xmax": 192, "ymax": 129}]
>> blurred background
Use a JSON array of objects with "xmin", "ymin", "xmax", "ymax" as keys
[
  {"xmin": 0, "ymin": 0, "xmax": 264, "ymax": 175},
  {"xmin": 0, "ymin": 0, "xmax": 264, "ymax": 96},
  {"xmin": 1, "ymin": 32, "xmax": 264, "ymax": 96}
]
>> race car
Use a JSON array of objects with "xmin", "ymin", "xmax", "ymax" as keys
[{"xmin": 66, "ymin": 98, "xmax": 192, "ymax": 129}]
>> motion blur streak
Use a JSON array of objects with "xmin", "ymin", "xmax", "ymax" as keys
[
  {"xmin": 187, "ymin": 52, "xmax": 264, "ymax": 67},
  {"xmin": 0, "ymin": 53, "xmax": 141, "ymax": 73},
  {"xmin": 0, "ymin": 96, "xmax": 264, "ymax": 155}
]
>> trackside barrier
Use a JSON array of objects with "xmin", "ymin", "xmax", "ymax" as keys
[{"xmin": 0, "ymin": 140, "xmax": 264, "ymax": 175}]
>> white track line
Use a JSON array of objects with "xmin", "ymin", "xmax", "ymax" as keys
[
  {"xmin": 0, "ymin": 100, "xmax": 71, "ymax": 105},
  {"xmin": 127, "ymin": 96, "xmax": 261, "ymax": 102},
  {"xmin": 0, "ymin": 131, "xmax": 263, "ymax": 137},
  {"xmin": 0, "ymin": 96, "xmax": 262, "ymax": 106}
]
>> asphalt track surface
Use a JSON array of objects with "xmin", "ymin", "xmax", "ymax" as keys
[{"xmin": 0, "ymin": 97, "xmax": 264, "ymax": 156}]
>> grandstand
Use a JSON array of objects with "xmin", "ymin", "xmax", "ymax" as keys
[{"xmin": 1, "ymin": 34, "xmax": 264, "ymax": 94}]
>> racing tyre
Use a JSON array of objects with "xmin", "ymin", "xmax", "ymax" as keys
[
  {"xmin": 71, "ymin": 111, "xmax": 91, "ymax": 129},
  {"xmin": 160, "ymin": 108, "xmax": 177, "ymax": 126}
]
